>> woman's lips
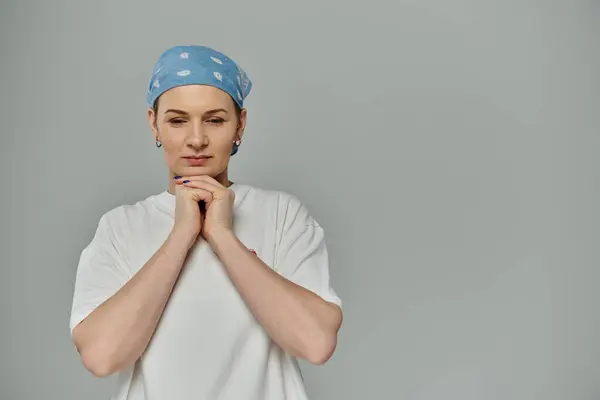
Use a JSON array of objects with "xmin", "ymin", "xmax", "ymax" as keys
[{"xmin": 184, "ymin": 156, "xmax": 211, "ymax": 166}]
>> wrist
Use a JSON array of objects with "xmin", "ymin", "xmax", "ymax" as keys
[
  {"xmin": 206, "ymin": 228, "xmax": 236, "ymax": 253},
  {"xmin": 168, "ymin": 227, "xmax": 198, "ymax": 251}
]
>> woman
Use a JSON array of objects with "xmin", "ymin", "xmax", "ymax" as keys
[{"xmin": 69, "ymin": 45, "xmax": 343, "ymax": 400}]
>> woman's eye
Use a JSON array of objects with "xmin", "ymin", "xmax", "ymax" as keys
[
  {"xmin": 207, "ymin": 118, "xmax": 224, "ymax": 125},
  {"xmin": 169, "ymin": 119, "xmax": 186, "ymax": 125}
]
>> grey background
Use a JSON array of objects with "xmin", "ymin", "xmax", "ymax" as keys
[{"xmin": 1, "ymin": 0, "xmax": 599, "ymax": 399}]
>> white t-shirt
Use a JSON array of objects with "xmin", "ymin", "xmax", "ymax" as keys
[{"xmin": 69, "ymin": 183, "xmax": 342, "ymax": 400}]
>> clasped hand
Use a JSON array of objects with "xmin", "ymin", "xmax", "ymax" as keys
[{"xmin": 172, "ymin": 175, "xmax": 235, "ymax": 245}]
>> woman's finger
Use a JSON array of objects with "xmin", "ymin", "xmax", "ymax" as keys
[
  {"xmin": 177, "ymin": 176, "xmax": 222, "ymax": 191},
  {"xmin": 181, "ymin": 185, "xmax": 214, "ymax": 204},
  {"xmin": 193, "ymin": 176, "xmax": 234, "ymax": 201},
  {"xmin": 179, "ymin": 178, "xmax": 231, "ymax": 201}
]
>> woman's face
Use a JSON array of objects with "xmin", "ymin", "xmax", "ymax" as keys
[{"xmin": 148, "ymin": 84, "xmax": 246, "ymax": 180}]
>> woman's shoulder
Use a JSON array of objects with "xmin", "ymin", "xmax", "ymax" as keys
[
  {"xmin": 235, "ymin": 183, "xmax": 305, "ymax": 209},
  {"xmin": 93, "ymin": 191, "xmax": 167, "ymax": 230},
  {"xmin": 238, "ymin": 183, "xmax": 318, "ymax": 226}
]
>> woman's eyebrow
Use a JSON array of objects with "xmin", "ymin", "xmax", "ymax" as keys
[
  {"xmin": 163, "ymin": 109, "xmax": 189, "ymax": 116},
  {"xmin": 204, "ymin": 108, "xmax": 229, "ymax": 115}
]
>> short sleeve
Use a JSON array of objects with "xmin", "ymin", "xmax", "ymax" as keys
[
  {"xmin": 69, "ymin": 213, "xmax": 131, "ymax": 335},
  {"xmin": 274, "ymin": 196, "xmax": 342, "ymax": 309}
]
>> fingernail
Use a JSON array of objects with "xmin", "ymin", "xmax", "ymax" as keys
[
  {"xmin": 182, "ymin": 180, "xmax": 190, "ymax": 183},
  {"xmin": 173, "ymin": 176, "xmax": 182, "ymax": 180}
]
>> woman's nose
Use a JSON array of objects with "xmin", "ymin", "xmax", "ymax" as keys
[{"xmin": 186, "ymin": 124, "xmax": 208, "ymax": 148}]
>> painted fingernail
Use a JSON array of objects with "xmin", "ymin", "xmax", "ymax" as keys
[
  {"xmin": 173, "ymin": 176, "xmax": 182, "ymax": 179},
  {"xmin": 182, "ymin": 180, "xmax": 190, "ymax": 183}
]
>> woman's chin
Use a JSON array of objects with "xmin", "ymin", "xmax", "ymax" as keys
[{"xmin": 180, "ymin": 165, "xmax": 211, "ymax": 175}]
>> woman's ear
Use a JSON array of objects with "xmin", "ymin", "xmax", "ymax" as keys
[
  {"xmin": 237, "ymin": 108, "xmax": 248, "ymax": 141},
  {"xmin": 148, "ymin": 107, "xmax": 159, "ymax": 136}
]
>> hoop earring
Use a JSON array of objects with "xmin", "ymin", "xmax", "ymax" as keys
[{"xmin": 155, "ymin": 137, "xmax": 162, "ymax": 148}]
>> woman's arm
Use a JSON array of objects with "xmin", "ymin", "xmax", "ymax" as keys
[
  {"xmin": 72, "ymin": 229, "xmax": 194, "ymax": 377},
  {"xmin": 208, "ymin": 229, "xmax": 343, "ymax": 365}
]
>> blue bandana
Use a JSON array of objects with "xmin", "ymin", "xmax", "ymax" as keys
[{"xmin": 146, "ymin": 45, "xmax": 252, "ymax": 109}]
